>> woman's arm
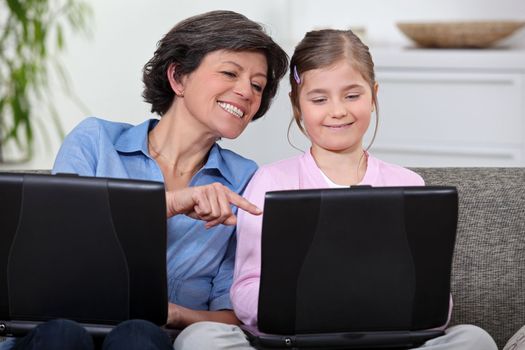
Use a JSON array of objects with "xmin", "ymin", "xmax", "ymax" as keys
[{"xmin": 166, "ymin": 303, "xmax": 240, "ymax": 328}]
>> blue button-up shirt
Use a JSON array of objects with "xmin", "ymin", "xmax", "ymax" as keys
[{"xmin": 52, "ymin": 117, "xmax": 257, "ymax": 311}]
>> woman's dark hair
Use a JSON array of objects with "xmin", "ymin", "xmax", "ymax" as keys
[{"xmin": 142, "ymin": 10, "xmax": 289, "ymax": 121}]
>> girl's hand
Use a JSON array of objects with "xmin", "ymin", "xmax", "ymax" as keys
[{"xmin": 165, "ymin": 182, "xmax": 262, "ymax": 228}]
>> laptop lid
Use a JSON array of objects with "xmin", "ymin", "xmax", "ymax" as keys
[
  {"xmin": 0, "ymin": 172, "xmax": 168, "ymax": 337},
  {"xmin": 257, "ymin": 186, "xmax": 457, "ymax": 336}
]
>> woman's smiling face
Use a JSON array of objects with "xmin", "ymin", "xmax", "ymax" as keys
[{"xmin": 178, "ymin": 50, "xmax": 268, "ymax": 139}]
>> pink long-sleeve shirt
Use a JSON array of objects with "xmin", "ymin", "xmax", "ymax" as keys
[{"xmin": 231, "ymin": 150, "xmax": 428, "ymax": 326}]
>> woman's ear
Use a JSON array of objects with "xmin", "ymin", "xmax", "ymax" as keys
[{"xmin": 167, "ymin": 64, "xmax": 185, "ymax": 97}]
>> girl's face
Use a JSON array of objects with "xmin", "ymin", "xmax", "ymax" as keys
[
  {"xmin": 178, "ymin": 50, "xmax": 268, "ymax": 139},
  {"xmin": 298, "ymin": 60, "xmax": 376, "ymax": 155}
]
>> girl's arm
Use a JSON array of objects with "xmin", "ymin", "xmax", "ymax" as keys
[{"xmin": 230, "ymin": 168, "xmax": 273, "ymax": 326}]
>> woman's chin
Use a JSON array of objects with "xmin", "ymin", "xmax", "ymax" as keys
[{"xmin": 217, "ymin": 126, "xmax": 248, "ymax": 140}]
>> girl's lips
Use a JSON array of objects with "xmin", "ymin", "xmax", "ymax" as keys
[{"xmin": 324, "ymin": 122, "xmax": 354, "ymax": 129}]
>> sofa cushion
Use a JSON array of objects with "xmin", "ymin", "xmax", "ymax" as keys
[{"xmin": 413, "ymin": 167, "xmax": 525, "ymax": 349}]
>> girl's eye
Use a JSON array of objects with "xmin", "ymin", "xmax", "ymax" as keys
[
  {"xmin": 346, "ymin": 94, "xmax": 360, "ymax": 100},
  {"xmin": 311, "ymin": 98, "xmax": 326, "ymax": 104}
]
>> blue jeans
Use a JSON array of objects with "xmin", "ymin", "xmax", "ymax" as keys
[{"xmin": 11, "ymin": 319, "xmax": 173, "ymax": 350}]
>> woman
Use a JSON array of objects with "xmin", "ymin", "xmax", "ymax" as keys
[{"xmin": 3, "ymin": 10, "xmax": 288, "ymax": 350}]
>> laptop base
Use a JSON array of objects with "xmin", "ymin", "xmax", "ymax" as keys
[
  {"xmin": 0, "ymin": 320, "xmax": 116, "ymax": 339},
  {"xmin": 242, "ymin": 325, "xmax": 444, "ymax": 349},
  {"xmin": 1, "ymin": 320, "xmax": 181, "ymax": 342}
]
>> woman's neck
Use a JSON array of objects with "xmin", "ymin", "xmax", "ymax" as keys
[
  {"xmin": 310, "ymin": 145, "xmax": 368, "ymax": 186},
  {"xmin": 148, "ymin": 108, "xmax": 216, "ymax": 187}
]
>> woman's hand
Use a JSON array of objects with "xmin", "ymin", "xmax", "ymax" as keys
[
  {"xmin": 166, "ymin": 302, "xmax": 240, "ymax": 329},
  {"xmin": 165, "ymin": 182, "xmax": 262, "ymax": 228},
  {"xmin": 167, "ymin": 302, "xmax": 184, "ymax": 328}
]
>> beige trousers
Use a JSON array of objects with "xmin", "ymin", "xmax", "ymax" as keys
[{"xmin": 174, "ymin": 322, "xmax": 497, "ymax": 350}]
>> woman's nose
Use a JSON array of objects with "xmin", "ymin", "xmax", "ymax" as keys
[{"xmin": 233, "ymin": 78, "xmax": 253, "ymax": 100}]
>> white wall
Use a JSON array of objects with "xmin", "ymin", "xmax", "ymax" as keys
[
  {"xmin": 2, "ymin": 0, "xmax": 524, "ymax": 170},
  {"xmin": 288, "ymin": 0, "xmax": 525, "ymax": 47}
]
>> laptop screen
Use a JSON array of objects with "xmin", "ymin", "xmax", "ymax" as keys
[
  {"xmin": 257, "ymin": 186, "xmax": 457, "ymax": 335},
  {"xmin": 0, "ymin": 173, "xmax": 168, "ymax": 337}
]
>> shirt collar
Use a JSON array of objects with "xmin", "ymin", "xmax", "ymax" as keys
[
  {"xmin": 114, "ymin": 119, "xmax": 236, "ymax": 185},
  {"xmin": 303, "ymin": 148, "xmax": 372, "ymax": 186},
  {"xmin": 114, "ymin": 119, "xmax": 158, "ymax": 155},
  {"xmin": 203, "ymin": 143, "xmax": 235, "ymax": 185}
]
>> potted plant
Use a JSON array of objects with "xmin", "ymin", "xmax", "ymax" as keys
[{"xmin": 0, "ymin": 0, "xmax": 91, "ymax": 163}]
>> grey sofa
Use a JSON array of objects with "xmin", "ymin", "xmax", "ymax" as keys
[
  {"xmin": 412, "ymin": 167, "xmax": 525, "ymax": 349},
  {"xmin": 2, "ymin": 167, "xmax": 524, "ymax": 348}
]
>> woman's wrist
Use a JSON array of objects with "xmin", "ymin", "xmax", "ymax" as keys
[{"xmin": 167, "ymin": 303, "xmax": 240, "ymax": 328}]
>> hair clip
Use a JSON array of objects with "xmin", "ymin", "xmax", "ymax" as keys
[{"xmin": 293, "ymin": 66, "xmax": 301, "ymax": 85}]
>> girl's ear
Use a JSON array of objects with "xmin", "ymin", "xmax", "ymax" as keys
[
  {"xmin": 372, "ymin": 82, "xmax": 379, "ymax": 111},
  {"xmin": 289, "ymin": 92, "xmax": 302, "ymax": 121},
  {"xmin": 289, "ymin": 91, "xmax": 307, "ymax": 134},
  {"xmin": 167, "ymin": 63, "xmax": 185, "ymax": 97}
]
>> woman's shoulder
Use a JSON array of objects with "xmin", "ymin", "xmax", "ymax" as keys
[
  {"xmin": 68, "ymin": 117, "xmax": 135, "ymax": 142},
  {"xmin": 213, "ymin": 145, "xmax": 258, "ymax": 190},
  {"xmin": 367, "ymin": 154, "xmax": 425, "ymax": 186},
  {"xmin": 214, "ymin": 145, "xmax": 258, "ymax": 180},
  {"xmin": 53, "ymin": 117, "xmax": 141, "ymax": 176},
  {"xmin": 215, "ymin": 145, "xmax": 257, "ymax": 169}
]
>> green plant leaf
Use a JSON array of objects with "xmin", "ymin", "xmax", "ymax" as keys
[
  {"xmin": 56, "ymin": 24, "xmax": 64, "ymax": 49},
  {"xmin": 1, "ymin": 0, "xmax": 92, "ymax": 161},
  {"xmin": 6, "ymin": 0, "xmax": 26, "ymax": 22}
]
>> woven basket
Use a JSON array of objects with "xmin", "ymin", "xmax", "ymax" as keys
[{"xmin": 397, "ymin": 20, "xmax": 525, "ymax": 48}]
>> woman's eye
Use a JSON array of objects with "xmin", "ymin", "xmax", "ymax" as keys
[
  {"xmin": 221, "ymin": 71, "xmax": 236, "ymax": 78},
  {"xmin": 251, "ymin": 83, "xmax": 263, "ymax": 92}
]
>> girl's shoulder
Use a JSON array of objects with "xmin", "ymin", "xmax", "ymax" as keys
[
  {"xmin": 366, "ymin": 155, "xmax": 425, "ymax": 186},
  {"xmin": 249, "ymin": 153, "xmax": 305, "ymax": 190},
  {"xmin": 259, "ymin": 153, "xmax": 304, "ymax": 173}
]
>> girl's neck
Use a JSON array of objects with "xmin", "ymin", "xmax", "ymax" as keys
[{"xmin": 310, "ymin": 145, "xmax": 368, "ymax": 186}]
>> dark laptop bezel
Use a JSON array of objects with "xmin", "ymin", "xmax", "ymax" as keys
[
  {"xmin": 247, "ymin": 186, "xmax": 457, "ymax": 349},
  {"xmin": 0, "ymin": 172, "xmax": 169, "ymax": 338}
]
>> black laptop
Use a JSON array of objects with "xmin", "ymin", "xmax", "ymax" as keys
[
  {"xmin": 242, "ymin": 186, "xmax": 458, "ymax": 349},
  {"xmin": 0, "ymin": 172, "xmax": 168, "ymax": 339}
]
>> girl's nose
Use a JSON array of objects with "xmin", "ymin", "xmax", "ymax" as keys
[{"xmin": 330, "ymin": 101, "xmax": 348, "ymax": 118}]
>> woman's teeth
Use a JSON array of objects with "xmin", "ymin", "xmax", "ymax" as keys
[{"xmin": 218, "ymin": 102, "xmax": 244, "ymax": 118}]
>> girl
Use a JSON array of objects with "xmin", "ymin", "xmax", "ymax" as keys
[{"xmin": 174, "ymin": 29, "xmax": 497, "ymax": 350}]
